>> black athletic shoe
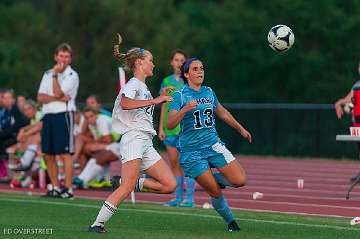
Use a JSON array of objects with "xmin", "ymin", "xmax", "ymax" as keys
[
  {"xmin": 11, "ymin": 165, "xmax": 32, "ymax": 172},
  {"xmin": 88, "ymin": 225, "xmax": 106, "ymax": 233},
  {"xmin": 111, "ymin": 176, "xmax": 121, "ymax": 191},
  {"xmin": 42, "ymin": 189, "xmax": 61, "ymax": 198},
  {"xmin": 60, "ymin": 188, "xmax": 74, "ymax": 199},
  {"xmin": 228, "ymin": 220, "xmax": 240, "ymax": 232}
]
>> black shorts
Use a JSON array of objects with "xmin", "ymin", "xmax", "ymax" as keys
[{"xmin": 41, "ymin": 112, "xmax": 74, "ymax": 155}]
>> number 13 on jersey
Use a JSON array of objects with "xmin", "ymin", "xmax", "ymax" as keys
[{"xmin": 193, "ymin": 108, "xmax": 214, "ymax": 129}]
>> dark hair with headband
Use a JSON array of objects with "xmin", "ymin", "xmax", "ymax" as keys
[{"xmin": 180, "ymin": 58, "xmax": 199, "ymax": 82}]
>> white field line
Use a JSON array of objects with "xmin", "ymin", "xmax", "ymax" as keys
[
  {"xmin": 0, "ymin": 197, "xmax": 359, "ymax": 232},
  {"xmin": 1, "ymin": 189, "xmax": 360, "ymax": 218}
]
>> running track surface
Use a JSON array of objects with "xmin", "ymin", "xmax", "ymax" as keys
[{"xmin": 1, "ymin": 156, "xmax": 360, "ymax": 218}]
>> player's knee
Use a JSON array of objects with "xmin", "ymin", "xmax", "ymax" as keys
[
  {"xmin": 208, "ymin": 190, "xmax": 222, "ymax": 198},
  {"xmin": 232, "ymin": 175, "xmax": 246, "ymax": 187},
  {"xmin": 120, "ymin": 181, "xmax": 137, "ymax": 195},
  {"xmin": 161, "ymin": 178, "xmax": 176, "ymax": 193}
]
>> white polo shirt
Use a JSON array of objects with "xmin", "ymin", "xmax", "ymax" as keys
[
  {"xmin": 38, "ymin": 66, "xmax": 79, "ymax": 114},
  {"xmin": 112, "ymin": 77, "xmax": 156, "ymax": 136}
]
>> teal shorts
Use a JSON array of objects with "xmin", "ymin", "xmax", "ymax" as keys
[
  {"xmin": 179, "ymin": 142, "xmax": 235, "ymax": 178},
  {"xmin": 163, "ymin": 135, "xmax": 179, "ymax": 148}
]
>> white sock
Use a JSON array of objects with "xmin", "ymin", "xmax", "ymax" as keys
[
  {"xmin": 20, "ymin": 144, "xmax": 37, "ymax": 167},
  {"xmin": 138, "ymin": 178, "xmax": 145, "ymax": 191},
  {"xmin": 78, "ymin": 158, "xmax": 104, "ymax": 184},
  {"xmin": 102, "ymin": 164, "xmax": 111, "ymax": 181},
  {"xmin": 92, "ymin": 201, "xmax": 117, "ymax": 227}
]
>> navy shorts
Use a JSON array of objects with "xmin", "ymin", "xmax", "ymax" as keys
[{"xmin": 41, "ymin": 112, "xmax": 75, "ymax": 155}]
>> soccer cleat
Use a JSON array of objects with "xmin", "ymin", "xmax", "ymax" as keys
[
  {"xmin": 350, "ymin": 173, "xmax": 360, "ymax": 182},
  {"xmin": 88, "ymin": 180, "xmax": 111, "ymax": 189},
  {"xmin": 179, "ymin": 200, "xmax": 195, "ymax": 208},
  {"xmin": 60, "ymin": 188, "xmax": 74, "ymax": 199},
  {"xmin": 111, "ymin": 176, "xmax": 121, "ymax": 191},
  {"xmin": 163, "ymin": 199, "xmax": 180, "ymax": 207},
  {"xmin": 73, "ymin": 176, "xmax": 85, "ymax": 189},
  {"xmin": 42, "ymin": 189, "xmax": 61, "ymax": 198},
  {"xmin": 227, "ymin": 220, "xmax": 240, "ymax": 232},
  {"xmin": 10, "ymin": 165, "xmax": 32, "ymax": 172},
  {"xmin": 88, "ymin": 225, "xmax": 106, "ymax": 233}
]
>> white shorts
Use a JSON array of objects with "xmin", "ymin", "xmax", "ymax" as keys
[
  {"xmin": 105, "ymin": 142, "xmax": 122, "ymax": 158},
  {"xmin": 120, "ymin": 131, "xmax": 161, "ymax": 171}
]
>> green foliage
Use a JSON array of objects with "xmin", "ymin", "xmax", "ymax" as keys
[{"xmin": 0, "ymin": 0, "xmax": 359, "ymax": 103}]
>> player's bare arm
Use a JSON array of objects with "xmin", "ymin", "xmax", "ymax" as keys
[
  {"xmin": 97, "ymin": 135, "xmax": 112, "ymax": 144},
  {"xmin": 120, "ymin": 95, "xmax": 172, "ymax": 110},
  {"xmin": 215, "ymin": 103, "xmax": 252, "ymax": 143},
  {"xmin": 335, "ymin": 90, "xmax": 352, "ymax": 119},
  {"xmin": 160, "ymin": 86, "xmax": 175, "ymax": 96},
  {"xmin": 52, "ymin": 63, "xmax": 67, "ymax": 98},
  {"xmin": 167, "ymin": 100, "xmax": 197, "ymax": 129},
  {"xmin": 158, "ymin": 103, "xmax": 166, "ymax": 141}
]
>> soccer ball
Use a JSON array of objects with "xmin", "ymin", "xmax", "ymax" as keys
[
  {"xmin": 268, "ymin": 25, "xmax": 295, "ymax": 52},
  {"xmin": 343, "ymin": 102, "xmax": 354, "ymax": 114}
]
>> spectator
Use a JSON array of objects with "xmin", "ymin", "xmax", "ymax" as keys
[
  {"xmin": 9, "ymin": 100, "xmax": 43, "ymax": 171},
  {"xmin": 73, "ymin": 145, "xmax": 121, "ymax": 189},
  {"xmin": 37, "ymin": 43, "xmax": 79, "ymax": 199},
  {"xmin": 16, "ymin": 95, "xmax": 27, "ymax": 113},
  {"xmin": 72, "ymin": 110, "xmax": 87, "ymax": 168},
  {"xmin": 0, "ymin": 90, "xmax": 29, "ymax": 180},
  {"xmin": 0, "ymin": 89, "xmax": 5, "ymax": 120},
  {"xmin": 86, "ymin": 94, "xmax": 112, "ymax": 117},
  {"xmin": 75, "ymin": 107, "xmax": 119, "ymax": 169},
  {"xmin": 0, "ymin": 90, "xmax": 29, "ymax": 158}
]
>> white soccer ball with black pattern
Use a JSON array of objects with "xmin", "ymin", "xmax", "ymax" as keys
[{"xmin": 268, "ymin": 25, "xmax": 295, "ymax": 52}]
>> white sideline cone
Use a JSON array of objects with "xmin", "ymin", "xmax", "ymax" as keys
[{"xmin": 350, "ymin": 217, "xmax": 360, "ymax": 226}]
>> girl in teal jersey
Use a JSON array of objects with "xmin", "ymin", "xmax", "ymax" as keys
[{"xmin": 167, "ymin": 58, "xmax": 252, "ymax": 232}]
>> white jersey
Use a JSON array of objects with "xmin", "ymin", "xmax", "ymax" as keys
[
  {"xmin": 38, "ymin": 66, "xmax": 79, "ymax": 114},
  {"xmin": 112, "ymin": 77, "xmax": 156, "ymax": 136},
  {"xmin": 89, "ymin": 114, "xmax": 112, "ymax": 139}
]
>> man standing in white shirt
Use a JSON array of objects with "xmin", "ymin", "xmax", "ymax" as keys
[{"xmin": 37, "ymin": 43, "xmax": 79, "ymax": 199}]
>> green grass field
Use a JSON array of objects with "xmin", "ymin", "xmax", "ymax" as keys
[{"xmin": 0, "ymin": 192, "xmax": 359, "ymax": 239}]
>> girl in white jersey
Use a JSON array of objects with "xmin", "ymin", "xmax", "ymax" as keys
[{"xmin": 89, "ymin": 37, "xmax": 176, "ymax": 233}]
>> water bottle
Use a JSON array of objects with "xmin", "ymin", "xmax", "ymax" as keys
[{"xmin": 38, "ymin": 169, "xmax": 46, "ymax": 189}]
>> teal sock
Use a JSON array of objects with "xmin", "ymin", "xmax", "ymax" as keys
[
  {"xmin": 211, "ymin": 195, "xmax": 234, "ymax": 223},
  {"xmin": 213, "ymin": 172, "xmax": 233, "ymax": 188},
  {"xmin": 185, "ymin": 177, "xmax": 195, "ymax": 203},
  {"xmin": 175, "ymin": 176, "xmax": 184, "ymax": 202}
]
